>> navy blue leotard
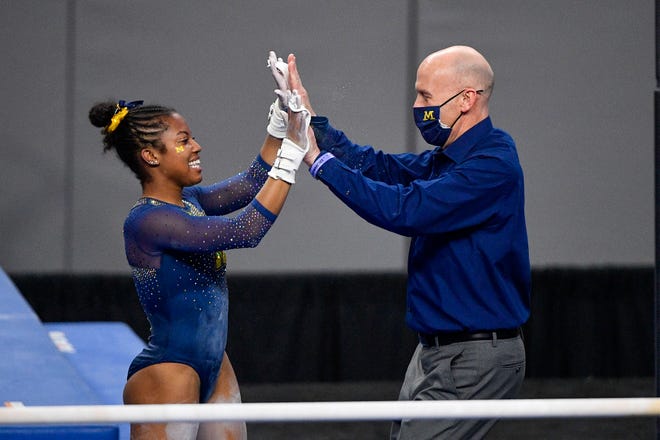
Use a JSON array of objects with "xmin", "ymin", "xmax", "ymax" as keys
[{"xmin": 124, "ymin": 156, "xmax": 274, "ymax": 403}]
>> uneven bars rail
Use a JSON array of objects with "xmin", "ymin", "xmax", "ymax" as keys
[{"xmin": 2, "ymin": 399, "xmax": 660, "ymax": 425}]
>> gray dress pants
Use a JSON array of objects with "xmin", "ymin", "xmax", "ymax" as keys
[{"xmin": 391, "ymin": 334, "xmax": 525, "ymax": 440}]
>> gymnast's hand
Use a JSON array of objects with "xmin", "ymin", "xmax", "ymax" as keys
[
  {"xmin": 285, "ymin": 90, "xmax": 310, "ymax": 151},
  {"xmin": 268, "ymin": 51, "xmax": 289, "ymax": 110},
  {"xmin": 266, "ymin": 51, "xmax": 290, "ymax": 138},
  {"xmin": 267, "ymin": 90, "xmax": 311, "ymax": 184}
]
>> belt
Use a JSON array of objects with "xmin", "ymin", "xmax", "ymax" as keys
[{"xmin": 418, "ymin": 328, "xmax": 521, "ymax": 347}]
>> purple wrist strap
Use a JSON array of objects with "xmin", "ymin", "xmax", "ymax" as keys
[{"xmin": 310, "ymin": 152, "xmax": 335, "ymax": 179}]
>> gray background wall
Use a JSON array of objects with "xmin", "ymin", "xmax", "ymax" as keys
[{"xmin": 1, "ymin": 0, "xmax": 655, "ymax": 274}]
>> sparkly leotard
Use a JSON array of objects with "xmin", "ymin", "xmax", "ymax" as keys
[{"xmin": 124, "ymin": 156, "xmax": 273, "ymax": 403}]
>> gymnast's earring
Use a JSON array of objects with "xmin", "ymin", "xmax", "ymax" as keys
[{"xmin": 141, "ymin": 149, "xmax": 159, "ymax": 166}]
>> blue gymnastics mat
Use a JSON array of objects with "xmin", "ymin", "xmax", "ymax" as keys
[
  {"xmin": 45, "ymin": 322, "xmax": 145, "ymax": 440},
  {"xmin": 0, "ymin": 268, "xmax": 119, "ymax": 439}
]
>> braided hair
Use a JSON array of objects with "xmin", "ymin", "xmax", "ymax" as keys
[{"xmin": 89, "ymin": 100, "xmax": 176, "ymax": 182}]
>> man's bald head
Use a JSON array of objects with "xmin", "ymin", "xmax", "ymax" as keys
[{"xmin": 421, "ymin": 46, "xmax": 494, "ymax": 98}]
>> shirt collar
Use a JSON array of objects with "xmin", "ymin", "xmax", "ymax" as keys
[{"xmin": 437, "ymin": 117, "xmax": 493, "ymax": 163}]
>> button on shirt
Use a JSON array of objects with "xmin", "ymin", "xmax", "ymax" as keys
[{"xmin": 310, "ymin": 116, "xmax": 530, "ymax": 333}]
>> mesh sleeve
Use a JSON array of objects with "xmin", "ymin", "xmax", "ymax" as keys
[
  {"xmin": 188, "ymin": 156, "xmax": 270, "ymax": 216},
  {"xmin": 124, "ymin": 200, "xmax": 275, "ymax": 268}
]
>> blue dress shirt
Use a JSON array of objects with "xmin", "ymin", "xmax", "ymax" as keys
[{"xmin": 310, "ymin": 116, "xmax": 530, "ymax": 333}]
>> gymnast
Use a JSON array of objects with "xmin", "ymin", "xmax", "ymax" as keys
[{"xmin": 88, "ymin": 52, "xmax": 309, "ymax": 440}]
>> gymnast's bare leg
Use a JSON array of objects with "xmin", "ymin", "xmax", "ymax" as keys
[
  {"xmin": 123, "ymin": 361, "xmax": 201, "ymax": 440},
  {"xmin": 197, "ymin": 352, "xmax": 247, "ymax": 440}
]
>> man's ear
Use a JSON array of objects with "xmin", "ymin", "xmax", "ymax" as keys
[{"xmin": 459, "ymin": 89, "xmax": 480, "ymax": 112}]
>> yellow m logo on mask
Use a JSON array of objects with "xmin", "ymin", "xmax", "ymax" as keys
[{"xmin": 423, "ymin": 110, "xmax": 435, "ymax": 121}]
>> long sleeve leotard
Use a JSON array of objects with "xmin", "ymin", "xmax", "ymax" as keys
[{"xmin": 124, "ymin": 156, "xmax": 274, "ymax": 402}]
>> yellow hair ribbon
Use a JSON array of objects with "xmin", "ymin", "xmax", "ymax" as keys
[{"xmin": 106, "ymin": 106, "xmax": 129, "ymax": 133}]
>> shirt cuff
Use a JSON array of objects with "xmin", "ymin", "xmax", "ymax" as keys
[
  {"xmin": 310, "ymin": 115, "xmax": 328, "ymax": 128},
  {"xmin": 309, "ymin": 152, "xmax": 335, "ymax": 179}
]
